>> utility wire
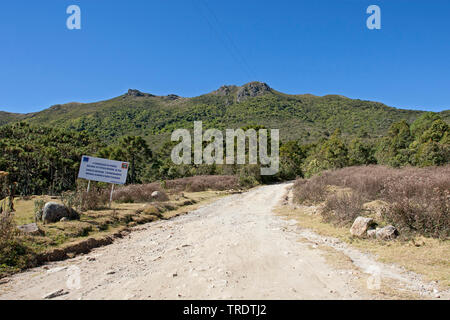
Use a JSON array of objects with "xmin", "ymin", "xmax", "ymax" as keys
[{"xmin": 191, "ymin": 0, "xmax": 256, "ymax": 80}]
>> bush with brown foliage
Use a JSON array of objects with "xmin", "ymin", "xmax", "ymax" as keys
[
  {"xmin": 164, "ymin": 175, "xmax": 239, "ymax": 192},
  {"xmin": 61, "ymin": 187, "xmax": 110, "ymax": 211},
  {"xmin": 292, "ymin": 176, "xmax": 328, "ymax": 205},
  {"xmin": 293, "ymin": 165, "xmax": 450, "ymax": 238},
  {"xmin": 322, "ymin": 192, "xmax": 366, "ymax": 226},
  {"xmin": 112, "ymin": 183, "xmax": 168, "ymax": 203}
]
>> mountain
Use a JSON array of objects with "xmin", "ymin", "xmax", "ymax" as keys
[
  {"xmin": 0, "ymin": 111, "xmax": 28, "ymax": 126},
  {"xmin": 1, "ymin": 82, "xmax": 448, "ymax": 148}
]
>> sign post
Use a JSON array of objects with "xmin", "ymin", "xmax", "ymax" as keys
[
  {"xmin": 109, "ymin": 184, "xmax": 115, "ymax": 208},
  {"xmin": 78, "ymin": 156, "xmax": 129, "ymax": 208}
]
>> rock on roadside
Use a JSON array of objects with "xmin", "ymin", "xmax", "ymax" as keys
[
  {"xmin": 43, "ymin": 289, "xmax": 69, "ymax": 299},
  {"xmin": 350, "ymin": 217, "xmax": 376, "ymax": 237},
  {"xmin": 367, "ymin": 229, "xmax": 377, "ymax": 239},
  {"xmin": 42, "ymin": 202, "xmax": 79, "ymax": 224},
  {"xmin": 376, "ymin": 225, "xmax": 399, "ymax": 240}
]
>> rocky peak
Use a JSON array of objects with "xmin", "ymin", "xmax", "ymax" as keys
[
  {"xmin": 212, "ymin": 85, "xmax": 238, "ymax": 96},
  {"xmin": 162, "ymin": 94, "xmax": 180, "ymax": 101},
  {"xmin": 126, "ymin": 89, "xmax": 154, "ymax": 98},
  {"xmin": 236, "ymin": 82, "xmax": 272, "ymax": 102}
]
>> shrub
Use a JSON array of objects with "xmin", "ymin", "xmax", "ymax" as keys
[
  {"xmin": 293, "ymin": 165, "xmax": 450, "ymax": 238},
  {"xmin": 61, "ymin": 186, "xmax": 110, "ymax": 212},
  {"xmin": 0, "ymin": 213, "xmax": 37, "ymax": 276},
  {"xmin": 78, "ymin": 189, "xmax": 110, "ymax": 211},
  {"xmin": 113, "ymin": 183, "xmax": 168, "ymax": 203},
  {"xmin": 380, "ymin": 172, "xmax": 450, "ymax": 239},
  {"xmin": 293, "ymin": 176, "xmax": 328, "ymax": 204},
  {"xmin": 33, "ymin": 199, "xmax": 45, "ymax": 221},
  {"xmin": 322, "ymin": 192, "xmax": 365, "ymax": 226},
  {"xmin": 164, "ymin": 175, "xmax": 240, "ymax": 192}
]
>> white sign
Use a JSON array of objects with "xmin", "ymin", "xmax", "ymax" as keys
[{"xmin": 78, "ymin": 156, "xmax": 129, "ymax": 185}]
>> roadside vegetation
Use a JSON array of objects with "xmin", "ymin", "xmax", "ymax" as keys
[
  {"xmin": 287, "ymin": 165, "xmax": 449, "ymax": 289},
  {"xmin": 1, "ymin": 112, "xmax": 448, "ymax": 197},
  {"xmin": 0, "ymin": 176, "xmax": 241, "ymax": 278},
  {"xmin": 293, "ymin": 165, "xmax": 449, "ymax": 239}
]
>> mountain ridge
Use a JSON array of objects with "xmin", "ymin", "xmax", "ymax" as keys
[{"xmin": 1, "ymin": 82, "xmax": 448, "ymax": 148}]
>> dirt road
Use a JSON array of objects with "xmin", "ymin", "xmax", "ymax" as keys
[{"xmin": 0, "ymin": 184, "xmax": 443, "ymax": 299}]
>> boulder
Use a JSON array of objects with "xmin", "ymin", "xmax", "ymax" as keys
[
  {"xmin": 367, "ymin": 229, "xmax": 377, "ymax": 239},
  {"xmin": 350, "ymin": 217, "xmax": 376, "ymax": 237},
  {"xmin": 151, "ymin": 191, "xmax": 160, "ymax": 198},
  {"xmin": 42, "ymin": 202, "xmax": 79, "ymax": 224},
  {"xmin": 376, "ymin": 225, "xmax": 399, "ymax": 240},
  {"xmin": 17, "ymin": 223, "xmax": 42, "ymax": 236},
  {"xmin": 151, "ymin": 191, "xmax": 168, "ymax": 201}
]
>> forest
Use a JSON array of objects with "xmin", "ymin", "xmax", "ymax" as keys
[{"xmin": 0, "ymin": 111, "xmax": 448, "ymax": 197}]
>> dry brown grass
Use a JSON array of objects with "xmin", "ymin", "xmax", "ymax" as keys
[
  {"xmin": 322, "ymin": 192, "xmax": 366, "ymax": 226},
  {"xmin": 292, "ymin": 177, "xmax": 327, "ymax": 205},
  {"xmin": 112, "ymin": 183, "xmax": 168, "ymax": 203},
  {"xmin": 164, "ymin": 175, "xmax": 239, "ymax": 192},
  {"xmin": 293, "ymin": 165, "xmax": 450, "ymax": 238}
]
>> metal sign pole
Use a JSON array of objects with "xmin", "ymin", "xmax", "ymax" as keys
[
  {"xmin": 109, "ymin": 184, "xmax": 115, "ymax": 208},
  {"xmin": 87, "ymin": 180, "xmax": 91, "ymax": 193}
]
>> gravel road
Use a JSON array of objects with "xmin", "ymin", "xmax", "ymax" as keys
[{"xmin": 0, "ymin": 183, "xmax": 442, "ymax": 300}]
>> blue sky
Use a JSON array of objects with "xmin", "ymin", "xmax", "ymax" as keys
[{"xmin": 1, "ymin": 0, "xmax": 449, "ymax": 113}]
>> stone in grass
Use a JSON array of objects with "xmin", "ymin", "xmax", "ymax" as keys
[
  {"xmin": 42, "ymin": 202, "xmax": 79, "ymax": 224},
  {"xmin": 350, "ymin": 217, "xmax": 377, "ymax": 237},
  {"xmin": 376, "ymin": 225, "xmax": 399, "ymax": 240},
  {"xmin": 151, "ymin": 191, "xmax": 160, "ymax": 198},
  {"xmin": 17, "ymin": 223, "xmax": 43, "ymax": 236},
  {"xmin": 367, "ymin": 229, "xmax": 377, "ymax": 239}
]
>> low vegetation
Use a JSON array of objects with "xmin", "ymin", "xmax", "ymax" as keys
[
  {"xmin": 1, "ymin": 111, "xmax": 448, "ymax": 197},
  {"xmin": 293, "ymin": 165, "xmax": 450, "ymax": 239},
  {"xmin": 163, "ymin": 175, "xmax": 239, "ymax": 192},
  {"xmin": 0, "ymin": 176, "xmax": 239, "ymax": 278},
  {"xmin": 0, "ymin": 213, "xmax": 37, "ymax": 275}
]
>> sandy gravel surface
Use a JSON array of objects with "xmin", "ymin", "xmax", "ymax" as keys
[{"xmin": 0, "ymin": 183, "xmax": 442, "ymax": 300}]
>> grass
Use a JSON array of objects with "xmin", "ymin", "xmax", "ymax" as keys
[
  {"xmin": 12, "ymin": 196, "xmax": 56, "ymax": 225},
  {"xmin": 277, "ymin": 205, "xmax": 450, "ymax": 290}
]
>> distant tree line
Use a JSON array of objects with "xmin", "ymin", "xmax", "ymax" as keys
[{"xmin": 0, "ymin": 113, "xmax": 448, "ymax": 196}]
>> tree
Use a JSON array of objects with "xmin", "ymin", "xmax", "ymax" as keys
[
  {"xmin": 98, "ymin": 136, "xmax": 152, "ymax": 184},
  {"xmin": 411, "ymin": 119, "xmax": 450, "ymax": 166},
  {"xmin": 319, "ymin": 129, "xmax": 349, "ymax": 169},
  {"xmin": 279, "ymin": 140, "xmax": 305, "ymax": 179},
  {"xmin": 348, "ymin": 138, "xmax": 375, "ymax": 166},
  {"xmin": 375, "ymin": 120, "xmax": 412, "ymax": 167},
  {"xmin": 301, "ymin": 130, "xmax": 349, "ymax": 177},
  {"xmin": 410, "ymin": 112, "xmax": 441, "ymax": 139}
]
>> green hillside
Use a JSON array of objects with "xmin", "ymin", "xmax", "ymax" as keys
[
  {"xmin": 0, "ymin": 111, "xmax": 28, "ymax": 126},
  {"xmin": 1, "ymin": 82, "xmax": 448, "ymax": 148}
]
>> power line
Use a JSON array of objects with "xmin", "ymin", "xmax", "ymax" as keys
[{"xmin": 191, "ymin": 0, "xmax": 256, "ymax": 80}]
